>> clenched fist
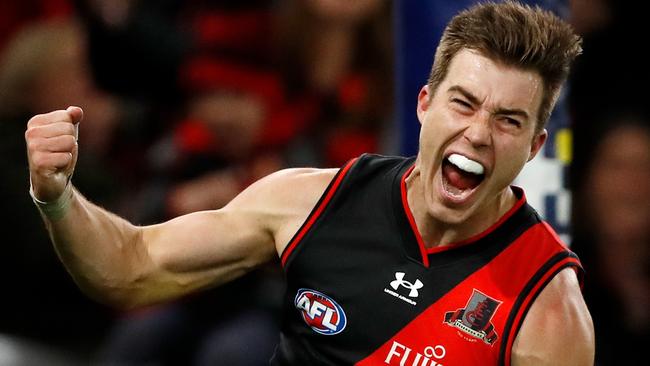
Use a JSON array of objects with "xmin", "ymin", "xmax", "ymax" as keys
[{"xmin": 26, "ymin": 106, "xmax": 83, "ymax": 202}]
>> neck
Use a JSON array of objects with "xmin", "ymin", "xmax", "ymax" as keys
[{"xmin": 405, "ymin": 168, "xmax": 517, "ymax": 248}]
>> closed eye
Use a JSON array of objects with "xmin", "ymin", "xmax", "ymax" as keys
[
  {"xmin": 451, "ymin": 98, "xmax": 472, "ymax": 110},
  {"xmin": 502, "ymin": 117, "xmax": 522, "ymax": 128}
]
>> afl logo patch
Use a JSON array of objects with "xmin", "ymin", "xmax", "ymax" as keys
[{"xmin": 294, "ymin": 288, "xmax": 347, "ymax": 335}]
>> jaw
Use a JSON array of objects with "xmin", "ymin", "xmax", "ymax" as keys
[
  {"xmin": 425, "ymin": 157, "xmax": 521, "ymax": 231},
  {"xmin": 409, "ymin": 155, "xmax": 516, "ymax": 245}
]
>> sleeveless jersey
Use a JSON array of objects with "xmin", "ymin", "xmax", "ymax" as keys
[{"xmin": 271, "ymin": 154, "xmax": 583, "ymax": 365}]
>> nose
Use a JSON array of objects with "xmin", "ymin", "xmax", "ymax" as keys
[{"xmin": 463, "ymin": 112, "xmax": 492, "ymax": 147}]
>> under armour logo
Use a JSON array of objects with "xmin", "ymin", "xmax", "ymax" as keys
[{"xmin": 390, "ymin": 272, "xmax": 424, "ymax": 298}]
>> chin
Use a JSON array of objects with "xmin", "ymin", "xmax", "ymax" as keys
[{"xmin": 426, "ymin": 197, "xmax": 477, "ymax": 226}]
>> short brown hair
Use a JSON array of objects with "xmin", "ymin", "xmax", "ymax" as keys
[{"xmin": 427, "ymin": 1, "xmax": 582, "ymax": 131}]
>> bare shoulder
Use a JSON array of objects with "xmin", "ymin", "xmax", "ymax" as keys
[
  {"xmin": 229, "ymin": 167, "xmax": 338, "ymax": 209},
  {"xmin": 512, "ymin": 267, "xmax": 595, "ymax": 366},
  {"xmin": 225, "ymin": 167, "xmax": 339, "ymax": 254}
]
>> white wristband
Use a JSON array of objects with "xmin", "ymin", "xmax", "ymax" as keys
[{"xmin": 29, "ymin": 180, "xmax": 74, "ymax": 220}]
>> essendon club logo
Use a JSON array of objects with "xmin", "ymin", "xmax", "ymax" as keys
[{"xmin": 444, "ymin": 289, "xmax": 501, "ymax": 345}]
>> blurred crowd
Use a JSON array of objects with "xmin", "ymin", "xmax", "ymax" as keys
[
  {"xmin": 0, "ymin": 0, "xmax": 647, "ymax": 365},
  {"xmin": 0, "ymin": 0, "xmax": 393, "ymax": 364},
  {"xmin": 569, "ymin": 0, "xmax": 649, "ymax": 364}
]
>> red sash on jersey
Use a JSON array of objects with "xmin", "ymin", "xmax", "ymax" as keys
[{"xmin": 356, "ymin": 222, "xmax": 581, "ymax": 366}]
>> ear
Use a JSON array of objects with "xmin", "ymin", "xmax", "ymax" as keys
[
  {"xmin": 528, "ymin": 128, "xmax": 548, "ymax": 161},
  {"xmin": 416, "ymin": 85, "xmax": 431, "ymax": 125}
]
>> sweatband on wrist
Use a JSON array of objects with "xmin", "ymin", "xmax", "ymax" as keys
[{"xmin": 29, "ymin": 181, "xmax": 74, "ymax": 220}]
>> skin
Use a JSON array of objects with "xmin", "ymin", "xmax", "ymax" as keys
[
  {"xmin": 25, "ymin": 48, "xmax": 593, "ymax": 364},
  {"xmin": 410, "ymin": 49, "xmax": 547, "ymax": 246},
  {"xmin": 409, "ymin": 51, "xmax": 593, "ymax": 364}
]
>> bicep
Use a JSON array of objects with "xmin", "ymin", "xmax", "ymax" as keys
[
  {"xmin": 128, "ymin": 167, "xmax": 333, "ymax": 306},
  {"xmin": 131, "ymin": 198, "xmax": 277, "ymax": 306},
  {"xmin": 144, "ymin": 208, "xmax": 275, "ymax": 281},
  {"xmin": 127, "ymin": 209, "xmax": 274, "ymax": 305},
  {"xmin": 512, "ymin": 268, "xmax": 595, "ymax": 366}
]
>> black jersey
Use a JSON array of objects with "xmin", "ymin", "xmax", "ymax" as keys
[{"xmin": 271, "ymin": 154, "xmax": 582, "ymax": 365}]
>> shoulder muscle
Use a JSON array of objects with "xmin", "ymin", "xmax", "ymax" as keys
[
  {"xmin": 135, "ymin": 167, "xmax": 337, "ymax": 305},
  {"xmin": 512, "ymin": 267, "xmax": 595, "ymax": 366},
  {"xmin": 224, "ymin": 167, "xmax": 339, "ymax": 255}
]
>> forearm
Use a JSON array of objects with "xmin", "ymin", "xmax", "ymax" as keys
[
  {"xmin": 25, "ymin": 107, "xmax": 209, "ymax": 309},
  {"xmin": 39, "ymin": 186, "xmax": 147, "ymax": 307},
  {"xmin": 26, "ymin": 107, "xmax": 286, "ymax": 310},
  {"xmin": 37, "ymin": 186, "xmax": 273, "ymax": 309}
]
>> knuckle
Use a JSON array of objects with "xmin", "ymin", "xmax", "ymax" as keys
[
  {"xmin": 64, "ymin": 135, "xmax": 77, "ymax": 149},
  {"xmin": 25, "ymin": 125, "xmax": 39, "ymax": 138},
  {"xmin": 60, "ymin": 153, "xmax": 72, "ymax": 165},
  {"xmin": 66, "ymin": 123, "xmax": 76, "ymax": 135},
  {"xmin": 26, "ymin": 116, "xmax": 39, "ymax": 128},
  {"xmin": 28, "ymin": 114, "xmax": 47, "ymax": 127},
  {"xmin": 31, "ymin": 152, "xmax": 45, "ymax": 168},
  {"xmin": 25, "ymin": 125, "xmax": 43, "ymax": 141},
  {"xmin": 26, "ymin": 138, "xmax": 40, "ymax": 152}
]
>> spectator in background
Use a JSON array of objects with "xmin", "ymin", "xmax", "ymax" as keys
[
  {"xmin": 74, "ymin": 1, "xmax": 286, "ymax": 364},
  {"xmin": 0, "ymin": 18, "xmax": 121, "ymax": 157},
  {"xmin": 74, "ymin": 0, "xmax": 308, "ymax": 219},
  {"xmin": 569, "ymin": 1, "xmax": 649, "ymax": 364},
  {"xmin": 0, "ymin": 0, "xmax": 72, "ymax": 53},
  {"xmin": 570, "ymin": 118, "xmax": 650, "ymax": 365},
  {"xmin": 2, "ymin": 1, "xmax": 396, "ymax": 363},
  {"xmin": 73, "ymin": 0, "xmax": 394, "ymax": 217},
  {"xmin": 275, "ymin": 0, "xmax": 394, "ymax": 168},
  {"xmin": 568, "ymin": 0, "xmax": 649, "ymax": 188},
  {"xmin": 0, "ymin": 13, "xmax": 122, "ymax": 360}
]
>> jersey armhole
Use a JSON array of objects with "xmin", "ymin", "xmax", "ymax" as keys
[
  {"xmin": 280, "ymin": 157, "xmax": 358, "ymax": 267},
  {"xmin": 499, "ymin": 251, "xmax": 583, "ymax": 366}
]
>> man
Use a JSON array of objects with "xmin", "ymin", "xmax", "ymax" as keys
[{"xmin": 25, "ymin": 1, "xmax": 594, "ymax": 364}]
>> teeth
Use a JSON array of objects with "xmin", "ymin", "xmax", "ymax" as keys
[
  {"xmin": 442, "ymin": 177, "xmax": 466, "ymax": 197},
  {"xmin": 448, "ymin": 153, "xmax": 484, "ymax": 175}
]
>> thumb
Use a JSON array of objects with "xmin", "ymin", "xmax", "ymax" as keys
[
  {"xmin": 66, "ymin": 106, "xmax": 84, "ymax": 125},
  {"xmin": 66, "ymin": 106, "xmax": 83, "ymax": 143},
  {"xmin": 68, "ymin": 136, "xmax": 79, "ymax": 173}
]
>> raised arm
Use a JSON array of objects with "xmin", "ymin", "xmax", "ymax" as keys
[
  {"xmin": 512, "ymin": 268, "xmax": 595, "ymax": 365},
  {"xmin": 26, "ymin": 107, "xmax": 334, "ymax": 309}
]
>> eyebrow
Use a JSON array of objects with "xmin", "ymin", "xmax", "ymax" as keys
[{"xmin": 447, "ymin": 85, "xmax": 530, "ymax": 121}]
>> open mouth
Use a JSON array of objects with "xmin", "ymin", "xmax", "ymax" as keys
[{"xmin": 441, "ymin": 153, "xmax": 486, "ymax": 200}]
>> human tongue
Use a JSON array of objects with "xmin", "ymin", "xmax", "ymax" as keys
[{"xmin": 443, "ymin": 161, "xmax": 482, "ymax": 190}]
